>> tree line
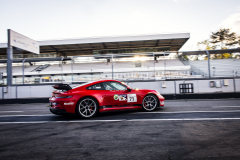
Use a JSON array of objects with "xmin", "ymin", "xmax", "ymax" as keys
[{"xmin": 196, "ymin": 28, "xmax": 240, "ymax": 60}]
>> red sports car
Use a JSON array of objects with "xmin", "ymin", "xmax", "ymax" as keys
[{"xmin": 49, "ymin": 80, "xmax": 165, "ymax": 118}]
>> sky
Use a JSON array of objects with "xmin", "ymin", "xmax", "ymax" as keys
[{"xmin": 0, "ymin": 0, "xmax": 240, "ymax": 51}]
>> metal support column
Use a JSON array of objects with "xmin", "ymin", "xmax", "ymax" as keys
[
  {"xmin": 2, "ymin": 87, "xmax": 4, "ymax": 99},
  {"xmin": 233, "ymin": 78, "xmax": 236, "ymax": 93},
  {"xmin": 111, "ymin": 54, "xmax": 113, "ymax": 80},
  {"xmin": 206, "ymin": 50, "xmax": 211, "ymax": 78},
  {"xmin": 153, "ymin": 53, "xmax": 155, "ymax": 80},
  {"xmin": 7, "ymin": 29, "xmax": 13, "ymax": 86},
  {"xmin": 164, "ymin": 52, "xmax": 166, "ymax": 79},
  {"xmin": 61, "ymin": 57, "xmax": 64, "ymax": 83},
  {"xmin": 22, "ymin": 59, "xmax": 26, "ymax": 84},
  {"xmin": 71, "ymin": 57, "xmax": 73, "ymax": 83},
  {"xmin": 174, "ymin": 81, "xmax": 176, "ymax": 99},
  {"xmin": 15, "ymin": 85, "xmax": 18, "ymax": 99}
]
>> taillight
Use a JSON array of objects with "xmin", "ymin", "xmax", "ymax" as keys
[{"xmin": 55, "ymin": 96, "xmax": 73, "ymax": 99}]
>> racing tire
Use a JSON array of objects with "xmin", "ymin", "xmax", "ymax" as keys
[
  {"xmin": 142, "ymin": 94, "xmax": 158, "ymax": 111},
  {"xmin": 76, "ymin": 97, "xmax": 99, "ymax": 118}
]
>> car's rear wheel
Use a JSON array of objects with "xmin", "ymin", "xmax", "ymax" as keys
[
  {"xmin": 142, "ymin": 94, "xmax": 158, "ymax": 111},
  {"xmin": 76, "ymin": 97, "xmax": 98, "ymax": 118}
]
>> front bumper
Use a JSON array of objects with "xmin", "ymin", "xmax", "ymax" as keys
[
  {"xmin": 157, "ymin": 95, "xmax": 165, "ymax": 107},
  {"xmin": 50, "ymin": 107, "xmax": 68, "ymax": 114}
]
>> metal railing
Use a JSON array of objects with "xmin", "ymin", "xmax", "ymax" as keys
[{"xmin": 2, "ymin": 52, "xmax": 239, "ymax": 85}]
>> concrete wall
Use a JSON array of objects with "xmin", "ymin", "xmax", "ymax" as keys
[
  {"xmin": 127, "ymin": 78, "xmax": 238, "ymax": 95},
  {"xmin": 0, "ymin": 78, "xmax": 239, "ymax": 99},
  {"xmin": 236, "ymin": 79, "xmax": 240, "ymax": 92},
  {"xmin": 127, "ymin": 81, "xmax": 175, "ymax": 94},
  {"xmin": 0, "ymin": 85, "xmax": 53, "ymax": 99}
]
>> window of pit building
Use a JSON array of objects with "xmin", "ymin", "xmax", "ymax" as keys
[{"xmin": 179, "ymin": 83, "xmax": 194, "ymax": 93}]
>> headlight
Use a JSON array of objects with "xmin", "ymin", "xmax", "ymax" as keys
[{"xmin": 156, "ymin": 91, "xmax": 160, "ymax": 95}]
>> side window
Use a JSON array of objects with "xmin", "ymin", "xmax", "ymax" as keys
[
  {"xmin": 103, "ymin": 82, "xmax": 127, "ymax": 91},
  {"xmin": 86, "ymin": 83, "xmax": 104, "ymax": 90}
]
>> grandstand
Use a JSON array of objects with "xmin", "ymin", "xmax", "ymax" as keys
[
  {"xmin": 0, "ymin": 33, "xmax": 192, "ymax": 85},
  {"xmin": 0, "ymin": 58, "xmax": 191, "ymax": 84},
  {"xmin": 180, "ymin": 49, "xmax": 240, "ymax": 78},
  {"xmin": 188, "ymin": 59, "xmax": 240, "ymax": 77},
  {"xmin": 1, "ymin": 32, "xmax": 239, "ymax": 85}
]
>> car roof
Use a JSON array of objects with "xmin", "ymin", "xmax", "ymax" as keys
[
  {"xmin": 73, "ymin": 79, "xmax": 122, "ymax": 89},
  {"xmin": 87, "ymin": 79, "xmax": 121, "ymax": 86}
]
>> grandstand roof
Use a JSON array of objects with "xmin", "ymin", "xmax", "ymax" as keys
[
  {"xmin": 0, "ymin": 52, "xmax": 175, "ymax": 63},
  {"xmin": 0, "ymin": 33, "xmax": 190, "ymax": 56},
  {"xmin": 180, "ymin": 48, "xmax": 240, "ymax": 55},
  {"xmin": 0, "ymin": 57, "xmax": 71, "ymax": 63}
]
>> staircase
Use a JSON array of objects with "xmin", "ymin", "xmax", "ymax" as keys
[
  {"xmin": 179, "ymin": 57, "xmax": 207, "ymax": 77},
  {"xmin": 31, "ymin": 64, "xmax": 50, "ymax": 72}
]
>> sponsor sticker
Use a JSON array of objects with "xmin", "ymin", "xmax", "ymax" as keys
[
  {"xmin": 119, "ymin": 94, "xmax": 127, "ymax": 101},
  {"xmin": 113, "ymin": 94, "xmax": 119, "ymax": 100},
  {"xmin": 127, "ymin": 94, "xmax": 137, "ymax": 102}
]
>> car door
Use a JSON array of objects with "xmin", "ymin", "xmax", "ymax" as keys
[
  {"xmin": 85, "ymin": 83, "xmax": 106, "ymax": 104},
  {"xmin": 102, "ymin": 81, "xmax": 128, "ymax": 108}
]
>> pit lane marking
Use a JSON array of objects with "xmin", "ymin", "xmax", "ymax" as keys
[
  {"xmin": 212, "ymin": 106, "xmax": 240, "ymax": 108},
  {"xmin": 0, "ymin": 114, "xmax": 54, "ymax": 117},
  {"xmin": 132, "ymin": 110, "xmax": 240, "ymax": 114},
  {"xmin": 1, "ymin": 118, "xmax": 240, "ymax": 124},
  {"xmin": 0, "ymin": 111, "xmax": 23, "ymax": 113},
  {"xmin": 1, "ymin": 110, "xmax": 240, "ymax": 117}
]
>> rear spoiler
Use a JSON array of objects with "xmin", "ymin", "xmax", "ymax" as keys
[{"xmin": 52, "ymin": 84, "xmax": 72, "ymax": 91}]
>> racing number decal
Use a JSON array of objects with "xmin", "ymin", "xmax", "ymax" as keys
[{"xmin": 127, "ymin": 94, "xmax": 137, "ymax": 102}]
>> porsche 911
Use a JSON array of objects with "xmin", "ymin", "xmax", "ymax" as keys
[{"xmin": 49, "ymin": 80, "xmax": 165, "ymax": 118}]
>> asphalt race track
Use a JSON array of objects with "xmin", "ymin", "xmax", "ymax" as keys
[{"xmin": 1, "ymin": 99, "xmax": 240, "ymax": 160}]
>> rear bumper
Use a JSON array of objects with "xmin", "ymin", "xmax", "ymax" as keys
[{"xmin": 49, "ymin": 97, "xmax": 76, "ymax": 113}]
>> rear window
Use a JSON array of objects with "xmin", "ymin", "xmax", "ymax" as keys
[
  {"xmin": 72, "ymin": 81, "xmax": 93, "ymax": 89},
  {"xmin": 86, "ymin": 83, "xmax": 104, "ymax": 90}
]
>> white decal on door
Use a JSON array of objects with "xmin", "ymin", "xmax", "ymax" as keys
[{"xmin": 127, "ymin": 94, "xmax": 137, "ymax": 102}]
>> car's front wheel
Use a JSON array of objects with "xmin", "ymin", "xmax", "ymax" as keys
[
  {"xmin": 142, "ymin": 94, "xmax": 158, "ymax": 111},
  {"xmin": 76, "ymin": 97, "xmax": 98, "ymax": 118}
]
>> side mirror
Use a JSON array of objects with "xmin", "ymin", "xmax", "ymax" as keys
[{"xmin": 127, "ymin": 88, "xmax": 132, "ymax": 92}]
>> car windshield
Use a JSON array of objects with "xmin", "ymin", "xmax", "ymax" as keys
[{"xmin": 121, "ymin": 82, "xmax": 131, "ymax": 89}]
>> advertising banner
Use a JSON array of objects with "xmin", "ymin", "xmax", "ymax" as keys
[{"xmin": 9, "ymin": 29, "xmax": 39, "ymax": 54}]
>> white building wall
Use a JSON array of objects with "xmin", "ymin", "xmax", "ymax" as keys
[
  {"xmin": 235, "ymin": 79, "xmax": 240, "ymax": 92},
  {"xmin": 0, "ymin": 87, "xmax": 2, "ymax": 99},
  {"xmin": 0, "ymin": 78, "xmax": 239, "ymax": 99}
]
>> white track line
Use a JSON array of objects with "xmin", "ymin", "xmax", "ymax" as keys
[
  {"xmin": 133, "ymin": 110, "xmax": 240, "ymax": 114},
  {"xmin": 212, "ymin": 106, "xmax": 240, "ymax": 108},
  {"xmin": 1, "ymin": 110, "xmax": 240, "ymax": 117},
  {"xmin": 128, "ymin": 118, "xmax": 240, "ymax": 121},
  {"xmin": 1, "ymin": 118, "xmax": 240, "ymax": 124},
  {"xmin": 0, "ymin": 114, "xmax": 54, "ymax": 117},
  {"xmin": 0, "ymin": 111, "xmax": 23, "ymax": 113}
]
